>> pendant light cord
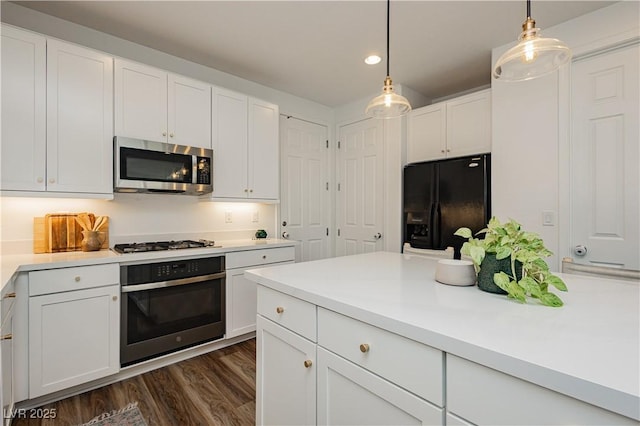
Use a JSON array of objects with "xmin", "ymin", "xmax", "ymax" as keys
[
  {"xmin": 386, "ymin": 0, "xmax": 390, "ymax": 77},
  {"xmin": 526, "ymin": 0, "xmax": 531, "ymax": 19}
]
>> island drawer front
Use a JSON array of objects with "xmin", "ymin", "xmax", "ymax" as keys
[
  {"xmin": 29, "ymin": 264, "xmax": 119, "ymax": 296},
  {"xmin": 226, "ymin": 246, "xmax": 295, "ymax": 269},
  {"xmin": 257, "ymin": 286, "xmax": 316, "ymax": 341},
  {"xmin": 317, "ymin": 307, "xmax": 442, "ymax": 406},
  {"xmin": 447, "ymin": 355, "xmax": 638, "ymax": 425}
]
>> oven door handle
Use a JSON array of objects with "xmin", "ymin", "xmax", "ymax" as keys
[{"xmin": 121, "ymin": 272, "xmax": 226, "ymax": 293}]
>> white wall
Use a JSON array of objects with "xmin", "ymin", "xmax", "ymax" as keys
[
  {"xmin": 0, "ymin": 2, "xmax": 332, "ymax": 251},
  {"xmin": 491, "ymin": 1, "xmax": 640, "ymax": 271}
]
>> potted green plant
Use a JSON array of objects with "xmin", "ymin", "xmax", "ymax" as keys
[{"xmin": 455, "ymin": 217, "xmax": 568, "ymax": 307}]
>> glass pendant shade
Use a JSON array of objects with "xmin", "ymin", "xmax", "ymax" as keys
[
  {"xmin": 494, "ymin": 17, "xmax": 572, "ymax": 82},
  {"xmin": 365, "ymin": 76, "xmax": 412, "ymax": 118}
]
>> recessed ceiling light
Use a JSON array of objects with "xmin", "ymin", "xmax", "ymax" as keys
[{"xmin": 364, "ymin": 55, "xmax": 382, "ymax": 65}]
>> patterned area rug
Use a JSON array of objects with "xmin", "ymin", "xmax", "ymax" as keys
[{"xmin": 78, "ymin": 402, "xmax": 147, "ymax": 426}]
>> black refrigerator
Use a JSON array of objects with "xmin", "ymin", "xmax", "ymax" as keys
[{"xmin": 403, "ymin": 154, "xmax": 491, "ymax": 258}]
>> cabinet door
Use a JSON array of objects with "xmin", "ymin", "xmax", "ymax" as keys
[
  {"xmin": 407, "ymin": 103, "xmax": 446, "ymax": 162},
  {"xmin": 46, "ymin": 40, "xmax": 113, "ymax": 194},
  {"xmin": 29, "ymin": 285, "xmax": 119, "ymax": 398},
  {"xmin": 446, "ymin": 89, "xmax": 491, "ymax": 158},
  {"xmin": 211, "ymin": 87, "xmax": 248, "ymax": 198},
  {"xmin": 0, "ymin": 25, "xmax": 46, "ymax": 191},
  {"xmin": 1, "ymin": 314, "xmax": 14, "ymax": 423},
  {"xmin": 168, "ymin": 74, "xmax": 211, "ymax": 148},
  {"xmin": 114, "ymin": 59, "xmax": 167, "ymax": 142},
  {"xmin": 256, "ymin": 316, "xmax": 315, "ymax": 426},
  {"xmin": 226, "ymin": 268, "xmax": 257, "ymax": 338},
  {"xmin": 317, "ymin": 347, "xmax": 442, "ymax": 425},
  {"xmin": 248, "ymin": 98, "xmax": 279, "ymax": 200}
]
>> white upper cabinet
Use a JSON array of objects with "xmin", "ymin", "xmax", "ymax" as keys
[
  {"xmin": 115, "ymin": 59, "xmax": 211, "ymax": 148},
  {"xmin": 408, "ymin": 89, "xmax": 491, "ymax": 163},
  {"xmin": 211, "ymin": 87, "xmax": 279, "ymax": 201},
  {"xmin": 47, "ymin": 40, "xmax": 113, "ymax": 194},
  {"xmin": 1, "ymin": 25, "xmax": 46, "ymax": 191}
]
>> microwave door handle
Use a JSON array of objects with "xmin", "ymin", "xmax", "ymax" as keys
[{"xmin": 121, "ymin": 272, "xmax": 226, "ymax": 293}]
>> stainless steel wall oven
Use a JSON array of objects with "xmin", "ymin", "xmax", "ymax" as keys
[{"xmin": 120, "ymin": 256, "xmax": 225, "ymax": 366}]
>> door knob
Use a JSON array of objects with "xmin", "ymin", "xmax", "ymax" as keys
[
  {"xmin": 282, "ymin": 232, "xmax": 289, "ymax": 239},
  {"xmin": 574, "ymin": 245, "xmax": 588, "ymax": 256},
  {"xmin": 374, "ymin": 233, "xmax": 382, "ymax": 240}
]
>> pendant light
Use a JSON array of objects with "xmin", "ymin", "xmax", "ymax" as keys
[
  {"xmin": 365, "ymin": 0, "xmax": 411, "ymax": 118},
  {"xmin": 493, "ymin": 0, "xmax": 572, "ymax": 82}
]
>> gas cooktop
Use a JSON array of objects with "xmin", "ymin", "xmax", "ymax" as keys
[{"xmin": 113, "ymin": 239, "xmax": 217, "ymax": 254}]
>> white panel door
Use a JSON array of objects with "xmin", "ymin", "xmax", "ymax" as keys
[
  {"xmin": 167, "ymin": 74, "xmax": 211, "ymax": 148},
  {"xmin": 317, "ymin": 347, "xmax": 442, "ymax": 425},
  {"xmin": 46, "ymin": 40, "xmax": 113, "ymax": 194},
  {"xmin": 114, "ymin": 59, "xmax": 167, "ymax": 142},
  {"xmin": 211, "ymin": 87, "xmax": 248, "ymax": 198},
  {"xmin": 337, "ymin": 118, "xmax": 384, "ymax": 256},
  {"xmin": 256, "ymin": 316, "xmax": 316, "ymax": 426},
  {"xmin": 0, "ymin": 25, "xmax": 46, "ymax": 191},
  {"xmin": 570, "ymin": 44, "xmax": 639, "ymax": 269},
  {"xmin": 29, "ymin": 285, "xmax": 120, "ymax": 398},
  {"xmin": 248, "ymin": 98, "xmax": 279, "ymax": 200},
  {"xmin": 280, "ymin": 116, "xmax": 330, "ymax": 262},
  {"xmin": 407, "ymin": 104, "xmax": 446, "ymax": 163}
]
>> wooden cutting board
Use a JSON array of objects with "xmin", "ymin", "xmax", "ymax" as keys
[{"xmin": 33, "ymin": 213, "xmax": 109, "ymax": 253}]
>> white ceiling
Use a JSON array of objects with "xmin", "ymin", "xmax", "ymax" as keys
[{"xmin": 13, "ymin": 1, "xmax": 615, "ymax": 107}]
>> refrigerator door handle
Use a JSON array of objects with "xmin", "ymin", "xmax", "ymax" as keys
[
  {"xmin": 428, "ymin": 202, "xmax": 436, "ymax": 247},
  {"xmin": 434, "ymin": 203, "xmax": 442, "ymax": 248}
]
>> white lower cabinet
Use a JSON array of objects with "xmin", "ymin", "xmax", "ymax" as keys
[
  {"xmin": 256, "ymin": 315, "xmax": 316, "ymax": 426},
  {"xmin": 225, "ymin": 246, "xmax": 295, "ymax": 338},
  {"xmin": 28, "ymin": 265, "xmax": 119, "ymax": 399},
  {"xmin": 1, "ymin": 278, "xmax": 16, "ymax": 426},
  {"xmin": 317, "ymin": 347, "xmax": 442, "ymax": 425},
  {"xmin": 446, "ymin": 354, "xmax": 637, "ymax": 425}
]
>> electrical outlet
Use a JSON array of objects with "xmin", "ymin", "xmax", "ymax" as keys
[
  {"xmin": 225, "ymin": 211, "xmax": 233, "ymax": 223},
  {"xmin": 252, "ymin": 210, "xmax": 259, "ymax": 223}
]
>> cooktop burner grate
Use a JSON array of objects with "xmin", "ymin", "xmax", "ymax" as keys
[{"xmin": 113, "ymin": 239, "xmax": 216, "ymax": 254}]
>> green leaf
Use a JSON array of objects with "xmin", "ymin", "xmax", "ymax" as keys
[
  {"xmin": 469, "ymin": 245, "xmax": 485, "ymax": 266},
  {"xmin": 532, "ymin": 258, "xmax": 549, "ymax": 271},
  {"xmin": 454, "ymin": 227, "xmax": 472, "ymax": 239},
  {"xmin": 493, "ymin": 272, "xmax": 511, "ymax": 291},
  {"xmin": 495, "ymin": 245, "xmax": 512, "ymax": 260},
  {"xmin": 539, "ymin": 293, "xmax": 564, "ymax": 307},
  {"xmin": 507, "ymin": 280, "xmax": 526, "ymax": 303},
  {"xmin": 546, "ymin": 274, "xmax": 568, "ymax": 291},
  {"xmin": 518, "ymin": 276, "xmax": 542, "ymax": 298}
]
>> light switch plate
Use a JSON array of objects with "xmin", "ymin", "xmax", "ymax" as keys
[
  {"xmin": 542, "ymin": 210, "xmax": 555, "ymax": 226},
  {"xmin": 225, "ymin": 211, "xmax": 233, "ymax": 223},
  {"xmin": 252, "ymin": 211, "xmax": 259, "ymax": 222}
]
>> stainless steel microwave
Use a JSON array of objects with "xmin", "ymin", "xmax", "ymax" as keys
[{"xmin": 114, "ymin": 136, "xmax": 213, "ymax": 195}]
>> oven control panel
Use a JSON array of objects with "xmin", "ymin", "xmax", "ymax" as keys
[{"xmin": 121, "ymin": 256, "xmax": 225, "ymax": 285}]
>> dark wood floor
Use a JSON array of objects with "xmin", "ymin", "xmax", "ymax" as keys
[{"xmin": 13, "ymin": 339, "xmax": 256, "ymax": 426}]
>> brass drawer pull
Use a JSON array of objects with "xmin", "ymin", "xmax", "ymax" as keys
[
  {"xmin": 276, "ymin": 307, "xmax": 284, "ymax": 314},
  {"xmin": 1, "ymin": 334, "xmax": 12, "ymax": 341},
  {"xmin": 3, "ymin": 292, "xmax": 16, "ymax": 299},
  {"xmin": 360, "ymin": 343, "xmax": 370, "ymax": 353},
  {"xmin": 75, "ymin": 276, "xmax": 81, "ymax": 282},
  {"xmin": 304, "ymin": 360, "xmax": 313, "ymax": 368}
]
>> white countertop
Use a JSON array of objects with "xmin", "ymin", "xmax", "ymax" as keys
[
  {"xmin": 1, "ymin": 238, "xmax": 296, "ymax": 291},
  {"xmin": 244, "ymin": 251, "xmax": 640, "ymax": 420}
]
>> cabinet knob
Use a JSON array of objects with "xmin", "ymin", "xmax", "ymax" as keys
[
  {"xmin": 112, "ymin": 295, "xmax": 118, "ymax": 302},
  {"xmin": 244, "ymin": 189, "xmax": 248, "ymax": 193},
  {"xmin": 169, "ymin": 133, "xmax": 174, "ymax": 138},
  {"xmin": 3, "ymin": 292, "xmax": 16, "ymax": 299},
  {"xmin": 1, "ymin": 334, "xmax": 12, "ymax": 341},
  {"xmin": 162, "ymin": 131, "xmax": 167, "ymax": 136},
  {"xmin": 441, "ymin": 150, "xmax": 445, "ymax": 153},
  {"xmin": 446, "ymin": 149, "xmax": 451, "ymax": 152},
  {"xmin": 37, "ymin": 177, "xmax": 44, "ymax": 183},
  {"xmin": 74, "ymin": 276, "xmax": 81, "ymax": 282},
  {"xmin": 249, "ymin": 189, "xmax": 253, "ymax": 193},
  {"xmin": 49, "ymin": 178, "xmax": 55, "ymax": 183},
  {"xmin": 276, "ymin": 306, "xmax": 284, "ymax": 314},
  {"xmin": 262, "ymin": 255, "xmax": 267, "ymax": 259},
  {"xmin": 359, "ymin": 343, "xmax": 370, "ymax": 353},
  {"xmin": 303, "ymin": 360, "xmax": 313, "ymax": 368}
]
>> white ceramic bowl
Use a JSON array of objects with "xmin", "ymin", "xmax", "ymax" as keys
[{"xmin": 435, "ymin": 259, "xmax": 476, "ymax": 286}]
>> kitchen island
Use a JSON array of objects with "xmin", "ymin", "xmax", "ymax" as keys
[{"xmin": 245, "ymin": 251, "xmax": 639, "ymax": 425}]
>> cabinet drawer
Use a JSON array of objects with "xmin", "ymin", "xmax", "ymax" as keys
[
  {"xmin": 318, "ymin": 307, "xmax": 442, "ymax": 406},
  {"xmin": 226, "ymin": 246, "xmax": 295, "ymax": 269},
  {"xmin": 257, "ymin": 286, "xmax": 316, "ymax": 341},
  {"xmin": 447, "ymin": 354, "xmax": 637, "ymax": 425},
  {"xmin": 29, "ymin": 263, "xmax": 119, "ymax": 296}
]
